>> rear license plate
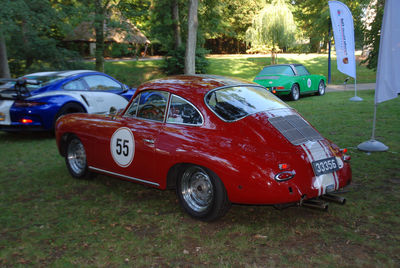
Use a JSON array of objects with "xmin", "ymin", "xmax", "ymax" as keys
[{"xmin": 312, "ymin": 157, "xmax": 339, "ymax": 176}]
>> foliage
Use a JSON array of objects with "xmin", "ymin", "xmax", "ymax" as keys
[
  {"xmin": 246, "ymin": 0, "xmax": 296, "ymax": 63},
  {"xmin": 362, "ymin": 0, "xmax": 385, "ymax": 70},
  {"xmin": 162, "ymin": 46, "xmax": 209, "ymax": 75},
  {"xmin": 0, "ymin": 0, "xmax": 84, "ymax": 77},
  {"xmin": 293, "ymin": 0, "xmax": 370, "ymax": 52}
]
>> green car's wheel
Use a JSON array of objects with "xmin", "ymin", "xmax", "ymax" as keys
[
  {"xmin": 290, "ymin": 84, "xmax": 300, "ymax": 101},
  {"xmin": 317, "ymin": 80, "xmax": 325, "ymax": 96}
]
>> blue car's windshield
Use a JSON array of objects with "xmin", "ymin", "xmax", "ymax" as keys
[
  {"xmin": 205, "ymin": 85, "xmax": 289, "ymax": 122},
  {"xmin": 258, "ymin": 65, "xmax": 295, "ymax": 76}
]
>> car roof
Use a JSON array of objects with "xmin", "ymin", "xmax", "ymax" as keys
[
  {"xmin": 263, "ymin": 64, "xmax": 303, "ymax": 69},
  {"xmin": 136, "ymin": 75, "xmax": 258, "ymax": 98},
  {"xmin": 23, "ymin": 70, "xmax": 97, "ymax": 78}
]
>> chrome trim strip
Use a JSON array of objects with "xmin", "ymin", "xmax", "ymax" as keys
[{"xmin": 89, "ymin": 166, "xmax": 160, "ymax": 186}]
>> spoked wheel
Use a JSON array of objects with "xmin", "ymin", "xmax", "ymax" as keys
[
  {"xmin": 317, "ymin": 80, "xmax": 325, "ymax": 95},
  {"xmin": 65, "ymin": 136, "xmax": 92, "ymax": 179},
  {"xmin": 177, "ymin": 165, "xmax": 231, "ymax": 221},
  {"xmin": 290, "ymin": 84, "xmax": 300, "ymax": 101}
]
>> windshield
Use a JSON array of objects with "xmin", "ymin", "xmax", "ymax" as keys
[
  {"xmin": 258, "ymin": 65, "xmax": 294, "ymax": 76},
  {"xmin": 205, "ymin": 85, "xmax": 289, "ymax": 121},
  {"xmin": 0, "ymin": 75, "xmax": 64, "ymax": 92}
]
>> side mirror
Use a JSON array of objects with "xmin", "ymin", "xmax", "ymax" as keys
[{"xmin": 109, "ymin": 106, "xmax": 117, "ymax": 117}]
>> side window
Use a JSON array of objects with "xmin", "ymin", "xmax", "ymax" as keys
[
  {"xmin": 63, "ymin": 79, "xmax": 86, "ymax": 90},
  {"xmin": 167, "ymin": 95, "xmax": 203, "ymax": 125},
  {"xmin": 295, "ymin": 65, "xmax": 310, "ymax": 76},
  {"xmin": 125, "ymin": 94, "xmax": 140, "ymax": 117},
  {"xmin": 136, "ymin": 90, "xmax": 169, "ymax": 122},
  {"xmin": 82, "ymin": 75, "xmax": 122, "ymax": 91}
]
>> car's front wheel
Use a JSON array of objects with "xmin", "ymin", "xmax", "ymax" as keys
[
  {"xmin": 177, "ymin": 165, "xmax": 231, "ymax": 221},
  {"xmin": 317, "ymin": 80, "xmax": 325, "ymax": 95},
  {"xmin": 290, "ymin": 84, "xmax": 300, "ymax": 101},
  {"xmin": 65, "ymin": 135, "xmax": 92, "ymax": 179}
]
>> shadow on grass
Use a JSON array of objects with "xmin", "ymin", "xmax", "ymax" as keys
[{"xmin": 0, "ymin": 131, "xmax": 54, "ymax": 142}]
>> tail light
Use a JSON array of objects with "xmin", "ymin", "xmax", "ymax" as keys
[
  {"xmin": 20, "ymin": 118, "xmax": 33, "ymax": 124},
  {"xmin": 341, "ymin": 148, "xmax": 351, "ymax": 162}
]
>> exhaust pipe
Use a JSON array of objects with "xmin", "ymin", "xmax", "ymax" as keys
[
  {"xmin": 301, "ymin": 198, "xmax": 329, "ymax": 211},
  {"xmin": 320, "ymin": 194, "xmax": 346, "ymax": 205}
]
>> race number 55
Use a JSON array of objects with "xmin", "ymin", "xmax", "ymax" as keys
[{"xmin": 110, "ymin": 127, "xmax": 135, "ymax": 167}]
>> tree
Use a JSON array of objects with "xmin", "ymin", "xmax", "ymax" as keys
[
  {"xmin": 0, "ymin": 0, "xmax": 83, "ymax": 77},
  {"xmin": 184, "ymin": 0, "xmax": 199, "ymax": 74},
  {"xmin": 362, "ymin": 0, "xmax": 385, "ymax": 70},
  {"xmin": 246, "ymin": 0, "xmax": 296, "ymax": 64},
  {"xmin": 0, "ymin": 34, "xmax": 10, "ymax": 78},
  {"xmin": 293, "ymin": 0, "xmax": 369, "ymax": 53}
]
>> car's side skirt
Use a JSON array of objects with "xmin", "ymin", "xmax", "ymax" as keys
[{"xmin": 89, "ymin": 166, "xmax": 160, "ymax": 187}]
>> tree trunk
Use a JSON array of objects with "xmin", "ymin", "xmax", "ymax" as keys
[
  {"xmin": 0, "ymin": 34, "xmax": 10, "ymax": 78},
  {"xmin": 184, "ymin": 0, "xmax": 198, "ymax": 75},
  {"xmin": 95, "ymin": 0, "xmax": 105, "ymax": 72},
  {"xmin": 172, "ymin": 0, "xmax": 182, "ymax": 50}
]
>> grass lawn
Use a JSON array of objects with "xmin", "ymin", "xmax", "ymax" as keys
[
  {"xmin": 1, "ymin": 89, "xmax": 399, "ymax": 266},
  {"xmin": 94, "ymin": 53, "xmax": 376, "ymax": 87},
  {"xmin": 207, "ymin": 53, "xmax": 376, "ymax": 85}
]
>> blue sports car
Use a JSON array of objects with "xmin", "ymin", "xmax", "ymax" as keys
[{"xmin": 0, "ymin": 70, "xmax": 135, "ymax": 131}]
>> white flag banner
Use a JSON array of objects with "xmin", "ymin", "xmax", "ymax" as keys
[
  {"xmin": 329, "ymin": 1, "xmax": 356, "ymax": 79},
  {"xmin": 375, "ymin": 0, "xmax": 400, "ymax": 104}
]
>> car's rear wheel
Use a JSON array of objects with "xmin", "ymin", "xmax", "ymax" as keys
[
  {"xmin": 290, "ymin": 84, "xmax": 300, "ymax": 101},
  {"xmin": 65, "ymin": 135, "xmax": 92, "ymax": 179},
  {"xmin": 177, "ymin": 165, "xmax": 231, "ymax": 221},
  {"xmin": 54, "ymin": 103, "xmax": 85, "ymax": 129},
  {"xmin": 317, "ymin": 80, "xmax": 325, "ymax": 95}
]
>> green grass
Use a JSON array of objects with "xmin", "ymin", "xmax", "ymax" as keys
[
  {"xmin": 85, "ymin": 60, "xmax": 165, "ymax": 88},
  {"xmin": 207, "ymin": 54, "xmax": 376, "ymax": 84},
  {"xmin": 86, "ymin": 53, "xmax": 376, "ymax": 87},
  {"xmin": 1, "ymin": 89, "xmax": 399, "ymax": 267}
]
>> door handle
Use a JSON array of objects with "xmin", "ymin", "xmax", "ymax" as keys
[{"xmin": 144, "ymin": 139, "xmax": 154, "ymax": 144}]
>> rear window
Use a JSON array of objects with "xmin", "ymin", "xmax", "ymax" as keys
[
  {"xmin": 205, "ymin": 85, "xmax": 288, "ymax": 121},
  {"xmin": 259, "ymin": 66, "xmax": 295, "ymax": 76}
]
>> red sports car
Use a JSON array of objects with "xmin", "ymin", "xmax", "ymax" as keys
[{"xmin": 56, "ymin": 75, "xmax": 351, "ymax": 221}]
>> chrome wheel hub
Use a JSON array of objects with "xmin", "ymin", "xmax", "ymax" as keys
[
  {"xmin": 67, "ymin": 139, "xmax": 87, "ymax": 175},
  {"xmin": 181, "ymin": 167, "xmax": 213, "ymax": 213}
]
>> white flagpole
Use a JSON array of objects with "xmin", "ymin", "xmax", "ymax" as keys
[
  {"xmin": 349, "ymin": 74, "xmax": 363, "ymax": 102},
  {"xmin": 357, "ymin": 103, "xmax": 388, "ymax": 152}
]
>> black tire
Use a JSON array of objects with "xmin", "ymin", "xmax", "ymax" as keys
[
  {"xmin": 65, "ymin": 135, "xmax": 92, "ymax": 179},
  {"xmin": 317, "ymin": 80, "xmax": 325, "ymax": 96},
  {"xmin": 176, "ymin": 165, "xmax": 231, "ymax": 221},
  {"xmin": 290, "ymin": 84, "xmax": 300, "ymax": 101},
  {"xmin": 54, "ymin": 103, "xmax": 85, "ymax": 128}
]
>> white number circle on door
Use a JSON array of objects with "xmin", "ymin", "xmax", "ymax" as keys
[
  {"xmin": 307, "ymin": 78, "xmax": 312, "ymax": 88},
  {"xmin": 110, "ymin": 127, "xmax": 135, "ymax": 167}
]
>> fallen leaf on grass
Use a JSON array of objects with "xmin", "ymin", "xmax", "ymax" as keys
[{"xmin": 254, "ymin": 234, "xmax": 268, "ymax": 239}]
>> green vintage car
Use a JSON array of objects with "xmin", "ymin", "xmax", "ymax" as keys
[{"xmin": 253, "ymin": 64, "xmax": 326, "ymax": 101}]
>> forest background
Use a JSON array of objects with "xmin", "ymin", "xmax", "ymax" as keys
[{"xmin": 0, "ymin": 0, "xmax": 384, "ymax": 78}]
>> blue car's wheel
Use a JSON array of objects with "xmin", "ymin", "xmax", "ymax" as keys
[{"xmin": 54, "ymin": 103, "xmax": 85, "ymax": 129}]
